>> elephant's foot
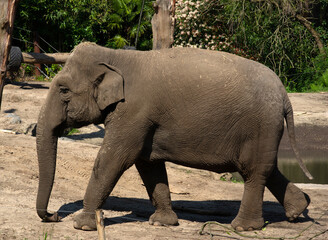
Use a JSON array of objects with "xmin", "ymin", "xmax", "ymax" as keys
[
  {"xmin": 73, "ymin": 211, "xmax": 97, "ymax": 231},
  {"xmin": 149, "ymin": 210, "xmax": 179, "ymax": 226},
  {"xmin": 284, "ymin": 187, "xmax": 310, "ymax": 221},
  {"xmin": 231, "ymin": 215, "xmax": 264, "ymax": 231}
]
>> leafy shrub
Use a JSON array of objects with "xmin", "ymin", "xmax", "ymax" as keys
[
  {"xmin": 174, "ymin": 0, "xmax": 328, "ymax": 92},
  {"xmin": 44, "ymin": 64, "xmax": 62, "ymax": 78},
  {"xmin": 301, "ymin": 49, "xmax": 328, "ymax": 92},
  {"xmin": 14, "ymin": 0, "xmax": 154, "ymax": 52},
  {"xmin": 174, "ymin": 0, "xmax": 253, "ymax": 59},
  {"xmin": 174, "ymin": 0, "xmax": 231, "ymax": 50}
]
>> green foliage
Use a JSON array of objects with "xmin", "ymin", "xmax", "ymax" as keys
[
  {"xmin": 175, "ymin": 0, "xmax": 229, "ymax": 50},
  {"xmin": 174, "ymin": 0, "xmax": 253, "ymax": 58},
  {"xmin": 299, "ymin": 48, "xmax": 328, "ymax": 92},
  {"xmin": 175, "ymin": 0, "xmax": 328, "ymax": 92},
  {"xmin": 13, "ymin": 0, "xmax": 328, "ymax": 92},
  {"xmin": 223, "ymin": 1, "xmax": 317, "ymax": 90},
  {"xmin": 45, "ymin": 64, "xmax": 62, "ymax": 78},
  {"xmin": 220, "ymin": 174, "xmax": 244, "ymax": 184},
  {"xmin": 14, "ymin": 0, "xmax": 154, "ymax": 52},
  {"xmin": 20, "ymin": 63, "xmax": 33, "ymax": 76},
  {"xmin": 35, "ymin": 75, "xmax": 47, "ymax": 82},
  {"xmin": 63, "ymin": 127, "xmax": 80, "ymax": 136},
  {"xmin": 67, "ymin": 128, "xmax": 80, "ymax": 136}
]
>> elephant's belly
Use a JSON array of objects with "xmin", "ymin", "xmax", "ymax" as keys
[
  {"xmin": 146, "ymin": 116, "xmax": 250, "ymax": 173},
  {"xmin": 149, "ymin": 136, "xmax": 239, "ymax": 173}
]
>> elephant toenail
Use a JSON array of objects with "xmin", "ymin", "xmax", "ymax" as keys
[
  {"xmin": 82, "ymin": 225, "xmax": 94, "ymax": 231},
  {"xmin": 236, "ymin": 226, "xmax": 244, "ymax": 231},
  {"xmin": 73, "ymin": 221, "xmax": 79, "ymax": 229},
  {"xmin": 153, "ymin": 221, "xmax": 163, "ymax": 226}
]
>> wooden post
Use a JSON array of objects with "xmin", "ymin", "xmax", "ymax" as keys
[
  {"xmin": 95, "ymin": 209, "xmax": 106, "ymax": 240},
  {"xmin": 0, "ymin": 0, "xmax": 20, "ymax": 109},
  {"xmin": 151, "ymin": 0, "xmax": 175, "ymax": 50},
  {"xmin": 33, "ymin": 31, "xmax": 41, "ymax": 76}
]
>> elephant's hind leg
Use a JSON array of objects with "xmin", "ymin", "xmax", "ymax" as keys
[
  {"xmin": 266, "ymin": 167, "xmax": 310, "ymax": 221},
  {"xmin": 135, "ymin": 160, "xmax": 178, "ymax": 226},
  {"xmin": 231, "ymin": 177, "xmax": 266, "ymax": 231},
  {"xmin": 231, "ymin": 139, "xmax": 278, "ymax": 231}
]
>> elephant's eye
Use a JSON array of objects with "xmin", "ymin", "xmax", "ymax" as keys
[{"xmin": 59, "ymin": 86, "xmax": 70, "ymax": 94}]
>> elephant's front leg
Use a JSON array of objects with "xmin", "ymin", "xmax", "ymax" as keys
[
  {"xmin": 73, "ymin": 132, "xmax": 139, "ymax": 230},
  {"xmin": 135, "ymin": 160, "xmax": 178, "ymax": 226}
]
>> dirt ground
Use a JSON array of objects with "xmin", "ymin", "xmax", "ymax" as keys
[{"xmin": 0, "ymin": 81, "xmax": 327, "ymax": 240}]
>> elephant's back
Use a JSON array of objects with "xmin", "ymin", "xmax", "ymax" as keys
[
  {"xmin": 145, "ymin": 47, "xmax": 286, "ymax": 136},
  {"xmin": 147, "ymin": 47, "xmax": 285, "ymax": 107},
  {"xmin": 150, "ymin": 47, "xmax": 283, "ymax": 91}
]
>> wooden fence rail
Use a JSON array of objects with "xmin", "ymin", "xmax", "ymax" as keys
[{"xmin": 22, "ymin": 52, "xmax": 70, "ymax": 64}]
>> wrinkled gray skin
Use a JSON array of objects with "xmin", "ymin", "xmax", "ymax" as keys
[{"xmin": 36, "ymin": 43, "xmax": 312, "ymax": 231}]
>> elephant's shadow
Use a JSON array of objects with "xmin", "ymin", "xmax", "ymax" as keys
[{"xmin": 57, "ymin": 196, "xmax": 313, "ymax": 227}]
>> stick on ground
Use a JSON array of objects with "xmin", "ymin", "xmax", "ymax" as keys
[{"xmin": 95, "ymin": 209, "xmax": 106, "ymax": 240}]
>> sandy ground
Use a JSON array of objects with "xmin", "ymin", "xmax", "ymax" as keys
[{"xmin": 0, "ymin": 82, "xmax": 327, "ymax": 240}]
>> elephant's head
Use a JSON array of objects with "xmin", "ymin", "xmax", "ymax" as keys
[{"xmin": 36, "ymin": 43, "xmax": 124, "ymax": 221}]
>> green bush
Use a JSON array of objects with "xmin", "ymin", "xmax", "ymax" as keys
[
  {"xmin": 14, "ymin": 0, "xmax": 154, "ymax": 52},
  {"xmin": 45, "ymin": 64, "xmax": 62, "ymax": 78},
  {"xmin": 301, "ymin": 49, "xmax": 328, "ymax": 92},
  {"xmin": 174, "ymin": 0, "xmax": 328, "ymax": 92}
]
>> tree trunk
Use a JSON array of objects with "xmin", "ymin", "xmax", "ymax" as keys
[
  {"xmin": 151, "ymin": 0, "xmax": 175, "ymax": 50},
  {"xmin": 33, "ymin": 31, "xmax": 41, "ymax": 76},
  {"xmin": 251, "ymin": 0, "xmax": 326, "ymax": 55},
  {"xmin": 281, "ymin": 0, "xmax": 325, "ymax": 55},
  {"xmin": 0, "ymin": 0, "xmax": 20, "ymax": 110},
  {"xmin": 295, "ymin": 14, "xmax": 325, "ymax": 55}
]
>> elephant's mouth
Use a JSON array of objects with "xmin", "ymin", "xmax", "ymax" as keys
[{"xmin": 65, "ymin": 117, "xmax": 89, "ymax": 129}]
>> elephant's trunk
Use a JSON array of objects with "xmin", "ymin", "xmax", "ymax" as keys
[{"xmin": 36, "ymin": 87, "xmax": 65, "ymax": 222}]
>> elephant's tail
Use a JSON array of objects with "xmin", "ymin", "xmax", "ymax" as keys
[{"xmin": 283, "ymin": 95, "xmax": 313, "ymax": 180}]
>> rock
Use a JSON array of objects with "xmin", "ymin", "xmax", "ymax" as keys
[
  {"xmin": 59, "ymin": 137, "xmax": 75, "ymax": 142},
  {"xmin": 5, "ymin": 113, "xmax": 21, "ymax": 124}
]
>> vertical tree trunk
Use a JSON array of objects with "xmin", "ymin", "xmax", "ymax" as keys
[
  {"xmin": 0, "ymin": 0, "xmax": 20, "ymax": 110},
  {"xmin": 151, "ymin": 0, "xmax": 175, "ymax": 50},
  {"xmin": 33, "ymin": 31, "xmax": 41, "ymax": 76}
]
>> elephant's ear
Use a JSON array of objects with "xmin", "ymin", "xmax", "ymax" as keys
[{"xmin": 95, "ymin": 63, "xmax": 124, "ymax": 110}]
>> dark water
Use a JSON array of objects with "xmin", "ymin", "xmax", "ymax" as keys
[
  {"xmin": 278, "ymin": 150, "xmax": 328, "ymax": 184},
  {"xmin": 231, "ymin": 150, "xmax": 328, "ymax": 184}
]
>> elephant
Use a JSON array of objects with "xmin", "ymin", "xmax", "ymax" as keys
[{"xmin": 36, "ymin": 42, "xmax": 312, "ymax": 232}]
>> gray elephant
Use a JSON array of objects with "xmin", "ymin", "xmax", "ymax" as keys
[{"xmin": 36, "ymin": 42, "xmax": 312, "ymax": 231}]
